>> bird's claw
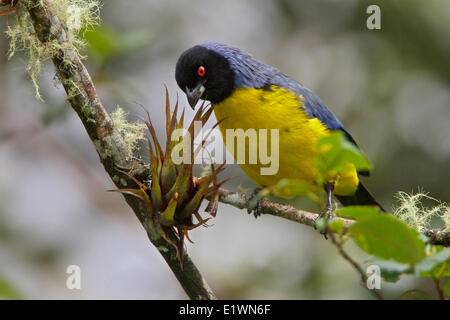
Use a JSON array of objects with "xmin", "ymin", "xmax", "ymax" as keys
[
  {"xmin": 315, "ymin": 182, "xmax": 335, "ymax": 239},
  {"xmin": 247, "ymin": 199, "xmax": 262, "ymax": 218},
  {"xmin": 247, "ymin": 188, "xmax": 263, "ymax": 219},
  {"xmin": 314, "ymin": 207, "xmax": 334, "ymax": 239}
]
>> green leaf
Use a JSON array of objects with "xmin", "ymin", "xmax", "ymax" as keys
[
  {"xmin": 376, "ymin": 260, "xmax": 413, "ymax": 282},
  {"xmin": 415, "ymin": 248, "xmax": 450, "ymax": 279},
  {"xmin": 335, "ymin": 206, "xmax": 380, "ymax": 220},
  {"xmin": 315, "ymin": 218, "xmax": 326, "ymax": 233},
  {"xmin": 160, "ymin": 160, "xmax": 177, "ymax": 194},
  {"xmin": 398, "ymin": 290, "xmax": 434, "ymax": 300},
  {"xmin": 84, "ymin": 25, "xmax": 119, "ymax": 60},
  {"xmin": 108, "ymin": 188, "xmax": 146, "ymax": 201},
  {"xmin": 160, "ymin": 193, "xmax": 178, "ymax": 227},
  {"xmin": 328, "ymin": 219, "xmax": 345, "ymax": 235},
  {"xmin": 247, "ymin": 188, "xmax": 270, "ymax": 210},
  {"xmin": 179, "ymin": 166, "xmax": 223, "ymax": 219},
  {"xmin": 147, "ymin": 139, "xmax": 163, "ymax": 211},
  {"xmin": 316, "ymin": 131, "xmax": 372, "ymax": 177},
  {"xmin": 443, "ymin": 278, "xmax": 450, "ymax": 297},
  {"xmin": 348, "ymin": 214, "xmax": 426, "ymax": 264},
  {"xmin": 0, "ymin": 275, "xmax": 22, "ymax": 299},
  {"xmin": 83, "ymin": 25, "xmax": 151, "ymax": 62},
  {"xmin": 269, "ymin": 179, "xmax": 310, "ymax": 198}
]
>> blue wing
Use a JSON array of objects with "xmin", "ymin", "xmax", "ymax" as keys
[
  {"xmin": 269, "ymin": 79, "xmax": 370, "ymax": 176},
  {"xmin": 298, "ymin": 86, "xmax": 343, "ymax": 131},
  {"xmin": 267, "ymin": 76, "xmax": 350, "ymax": 135},
  {"xmin": 200, "ymin": 42, "xmax": 370, "ymax": 175},
  {"xmin": 297, "ymin": 87, "xmax": 360, "ymax": 145}
]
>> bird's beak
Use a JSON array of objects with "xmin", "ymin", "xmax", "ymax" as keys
[{"xmin": 186, "ymin": 83, "xmax": 205, "ymax": 110}]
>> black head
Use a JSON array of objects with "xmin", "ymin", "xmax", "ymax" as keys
[{"xmin": 175, "ymin": 45, "xmax": 235, "ymax": 108}]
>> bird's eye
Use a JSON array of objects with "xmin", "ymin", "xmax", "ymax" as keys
[{"xmin": 197, "ymin": 66, "xmax": 206, "ymax": 77}]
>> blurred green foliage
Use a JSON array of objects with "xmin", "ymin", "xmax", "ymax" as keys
[
  {"xmin": 83, "ymin": 25, "xmax": 152, "ymax": 65},
  {"xmin": 278, "ymin": 135, "xmax": 450, "ymax": 298},
  {"xmin": 316, "ymin": 131, "xmax": 372, "ymax": 178},
  {"xmin": 398, "ymin": 290, "xmax": 434, "ymax": 300},
  {"xmin": 258, "ymin": 131, "xmax": 372, "ymax": 202},
  {"xmin": 334, "ymin": 205, "xmax": 449, "ymax": 298},
  {"xmin": 416, "ymin": 248, "xmax": 450, "ymax": 279},
  {"xmin": 348, "ymin": 212, "xmax": 426, "ymax": 265},
  {"xmin": 0, "ymin": 275, "xmax": 22, "ymax": 299}
]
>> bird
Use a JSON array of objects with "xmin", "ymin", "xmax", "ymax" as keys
[{"xmin": 175, "ymin": 41, "xmax": 384, "ymax": 219}]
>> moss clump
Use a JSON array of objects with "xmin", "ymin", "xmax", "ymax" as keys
[
  {"xmin": 5, "ymin": 0, "xmax": 101, "ymax": 100},
  {"xmin": 394, "ymin": 191, "xmax": 449, "ymax": 232},
  {"xmin": 111, "ymin": 107, "xmax": 146, "ymax": 161}
]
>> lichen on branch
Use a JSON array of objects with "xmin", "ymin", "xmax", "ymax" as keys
[
  {"xmin": 394, "ymin": 191, "xmax": 450, "ymax": 232},
  {"xmin": 111, "ymin": 107, "xmax": 146, "ymax": 161},
  {"xmin": 3, "ymin": 0, "xmax": 216, "ymax": 300},
  {"xmin": 5, "ymin": 0, "xmax": 100, "ymax": 100}
]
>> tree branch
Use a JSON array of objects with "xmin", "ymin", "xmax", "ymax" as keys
[
  {"xmin": 0, "ymin": 0, "xmax": 15, "ymax": 14},
  {"xmin": 434, "ymin": 279, "xmax": 445, "ymax": 300},
  {"xmin": 423, "ymin": 229, "xmax": 450, "ymax": 247},
  {"xmin": 21, "ymin": 0, "xmax": 215, "ymax": 300},
  {"xmin": 216, "ymin": 188, "xmax": 450, "ymax": 247},
  {"xmin": 217, "ymin": 188, "xmax": 354, "ymax": 228}
]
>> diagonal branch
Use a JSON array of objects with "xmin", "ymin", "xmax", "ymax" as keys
[
  {"xmin": 19, "ymin": 0, "xmax": 215, "ymax": 300},
  {"xmin": 217, "ymin": 188, "xmax": 353, "ymax": 228},
  {"xmin": 216, "ymin": 188, "xmax": 450, "ymax": 247}
]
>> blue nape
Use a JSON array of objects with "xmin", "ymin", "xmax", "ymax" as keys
[{"xmin": 201, "ymin": 41, "xmax": 344, "ymax": 131}]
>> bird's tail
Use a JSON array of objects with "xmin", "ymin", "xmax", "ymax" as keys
[{"xmin": 335, "ymin": 181, "xmax": 385, "ymax": 212}]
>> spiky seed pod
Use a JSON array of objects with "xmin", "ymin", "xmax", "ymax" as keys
[{"xmin": 111, "ymin": 89, "xmax": 225, "ymax": 266}]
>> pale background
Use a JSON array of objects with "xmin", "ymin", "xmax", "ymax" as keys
[{"xmin": 0, "ymin": 0, "xmax": 449, "ymax": 299}]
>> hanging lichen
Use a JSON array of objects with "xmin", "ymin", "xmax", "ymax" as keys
[
  {"xmin": 5, "ymin": 0, "xmax": 101, "ymax": 100},
  {"xmin": 394, "ymin": 190, "xmax": 450, "ymax": 232},
  {"xmin": 111, "ymin": 106, "xmax": 146, "ymax": 161}
]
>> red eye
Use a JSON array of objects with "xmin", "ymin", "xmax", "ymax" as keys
[{"xmin": 197, "ymin": 66, "xmax": 206, "ymax": 76}]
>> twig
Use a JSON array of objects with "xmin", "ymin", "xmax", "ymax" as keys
[
  {"xmin": 216, "ymin": 188, "xmax": 354, "ymax": 228},
  {"xmin": 22, "ymin": 0, "xmax": 215, "ymax": 300},
  {"xmin": 216, "ymin": 188, "xmax": 450, "ymax": 246},
  {"xmin": 434, "ymin": 279, "xmax": 446, "ymax": 300},
  {"xmin": 424, "ymin": 229, "xmax": 450, "ymax": 247},
  {"xmin": 0, "ymin": 0, "xmax": 14, "ymax": 15},
  {"xmin": 328, "ymin": 231, "xmax": 384, "ymax": 299}
]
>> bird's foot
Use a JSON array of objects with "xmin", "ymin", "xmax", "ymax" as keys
[
  {"xmin": 314, "ymin": 182, "xmax": 335, "ymax": 239},
  {"xmin": 314, "ymin": 206, "xmax": 334, "ymax": 239},
  {"xmin": 247, "ymin": 188, "xmax": 263, "ymax": 218}
]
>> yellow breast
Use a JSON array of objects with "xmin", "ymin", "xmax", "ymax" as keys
[{"xmin": 213, "ymin": 86, "xmax": 359, "ymax": 196}]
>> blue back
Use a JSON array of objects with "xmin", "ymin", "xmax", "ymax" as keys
[{"xmin": 201, "ymin": 41, "xmax": 344, "ymax": 131}]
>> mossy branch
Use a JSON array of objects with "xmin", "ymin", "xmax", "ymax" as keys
[
  {"xmin": 216, "ymin": 188, "xmax": 450, "ymax": 247},
  {"xmin": 12, "ymin": 0, "xmax": 215, "ymax": 300}
]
